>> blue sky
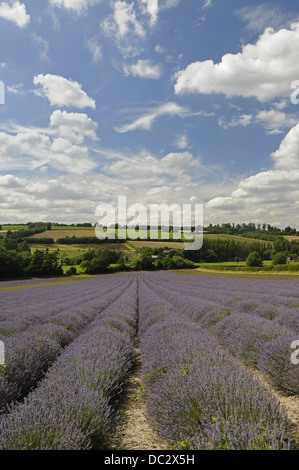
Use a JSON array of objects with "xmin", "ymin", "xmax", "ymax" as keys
[{"xmin": 1, "ymin": 0, "xmax": 299, "ymax": 226}]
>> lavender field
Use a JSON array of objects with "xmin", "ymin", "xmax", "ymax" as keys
[{"xmin": 0, "ymin": 272, "xmax": 298, "ymax": 450}]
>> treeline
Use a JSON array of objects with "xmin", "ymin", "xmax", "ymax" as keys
[
  {"xmin": 79, "ymin": 249, "xmax": 122, "ymax": 274},
  {"xmin": 0, "ymin": 223, "xmax": 62, "ymax": 278},
  {"xmin": 3, "ymin": 222, "xmax": 299, "ymax": 279},
  {"xmin": 0, "ymin": 246, "xmax": 62, "ymax": 279},
  {"xmin": 27, "ymin": 238, "xmax": 55, "ymax": 244},
  {"xmin": 183, "ymin": 238, "xmax": 298, "ymax": 263},
  {"xmin": 205, "ymin": 222, "xmax": 298, "ymax": 239},
  {"xmin": 76, "ymin": 247, "xmax": 195, "ymax": 274},
  {"xmin": 128, "ymin": 238, "xmax": 299, "ymax": 271},
  {"xmin": 127, "ymin": 247, "xmax": 194, "ymax": 272}
]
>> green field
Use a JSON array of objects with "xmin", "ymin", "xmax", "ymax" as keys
[
  {"xmin": 193, "ymin": 259, "xmax": 299, "ymax": 275},
  {"xmin": 51, "ymin": 225, "xmax": 94, "ymax": 230},
  {"xmin": 203, "ymin": 233, "xmax": 272, "ymax": 244},
  {"xmin": 173, "ymin": 269, "xmax": 299, "ymax": 280},
  {"xmin": 2, "ymin": 225, "xmax": 29, "ymax": 230},
  {"xmin": 198, "ymin": 260, "xmax": 272, "ymax": 268}
]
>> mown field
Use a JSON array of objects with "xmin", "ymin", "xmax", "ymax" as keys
[
  {"xmin": 30, "ymin": 229, "xmax": 96, "ymax": 241},
  {"xmin": 0, "ymin": 271, "xmax": 297, "ymax": 450}
]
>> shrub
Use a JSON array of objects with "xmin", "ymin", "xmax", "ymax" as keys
[
  {"xmin": 245, "ymin": 251, "xmax": 263, "ymax": 267},
  {"xmin": 272, "ymin": 252, "xmax": 287, "ymax": 265},
  {"xmin": 26, "ymin": 238, "xmax": 55, "ymax": 244}
]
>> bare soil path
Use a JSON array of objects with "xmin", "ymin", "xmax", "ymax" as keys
[
  {"xmin": 252, "ymin": 370, "xmax": 299, "ymax": 445},
  {"xmin": 104, "ymin": 345, "xmax": 170, "ymax": 451}
]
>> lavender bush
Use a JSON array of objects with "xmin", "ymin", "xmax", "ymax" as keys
[
  {"xmin": 138, "ymin": 276, "xmax": 294, "ymax": 450},
  {"xmin": 0, "ymin": 275, "xmax": 138, "ymax": 449},
  {"xmin": 141, "ymin": 272, "xmax": 299, "ymax": 396},
  {"xmin": 0, "ymin": 274, "xmax": 134, "ymax": 412},
  {"xmin": 259, "ymin": 334, "xmax": 299, "ymax": 394}
]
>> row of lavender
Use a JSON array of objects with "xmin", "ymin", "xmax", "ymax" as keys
[
  {"xmin": 0, "ymin": 274, "xmax": 134, "ymax": 336},
  {"xmin": 142, "ymin": 272, "xmax": 299, "ymax": 395},
  {"xmin": 144, "ymin": 272, "xmax": 299, "ymax": 332},
  {"xmin": 139, "ymin": 275, "xmax": 297, "ymax": 449},
  {"xmin": 0, "ymin": 275, "xmax": 138, "ymax": 449},
  {"xmin": 0, "ymin": 274, "xmax": 134, "ymax": 413},
  {"xmin": 138, "ymin": 276, "xmax": 294, "ymax": 450}
]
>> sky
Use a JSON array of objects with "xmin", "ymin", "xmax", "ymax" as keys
[{"xmin": 1, "ymin": 0, "xmax": 299, "ymax": 227}]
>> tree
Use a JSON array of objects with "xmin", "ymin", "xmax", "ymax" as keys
[
  {"xmin": 17, "ymin": 240, "xmax": 30, "ymax": 252},
  {"xmin": 25, "ymin": 249, "xmax": 62, "ymax": 277},
  {"xmin": 171, "ymin": 255, "xmax": 194, "ymax": 269},
  {"xmin": 245, "ymin": 251, "xmax": 263, "ymax": 267},
  {"xmin": 272, "ymin": 252, "xmax": 287, "ymax": 265},
  {"xmin": 0, "ymin": 249, "xmax": 27, "ymax": 278}
]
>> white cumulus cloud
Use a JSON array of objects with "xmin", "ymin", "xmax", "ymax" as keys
[
  {"xmin": 33, "ymin": 74, "xmax": 96, "ymax": 109},
  {"xmin": 49, "ymin": 110, "xmax": 99, "ymax": 144},
  {"xmin": 175, "ymin": 22, "xmax": 299, "ymax": 102},
  {"xmin": 271, "ymin": 123, "xmax": 299, "ymax": 169},
  {"xmin": 0, "ymin": 110, "xmax": 99, "ymax": 174},
  {"xmin": 256, "ymin": 108, "xmax": 298, "ymax": 134},
  {"xmin": 103, "ymin": 150, "xmax": 199, "ymax": 178},
  {"xmin": 0, "ymin": 1, "xmax": 30, "ymax": 28},
  {"xmin": 206, "ymin": 122, "xmax": 299, "ymax": 224}
]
